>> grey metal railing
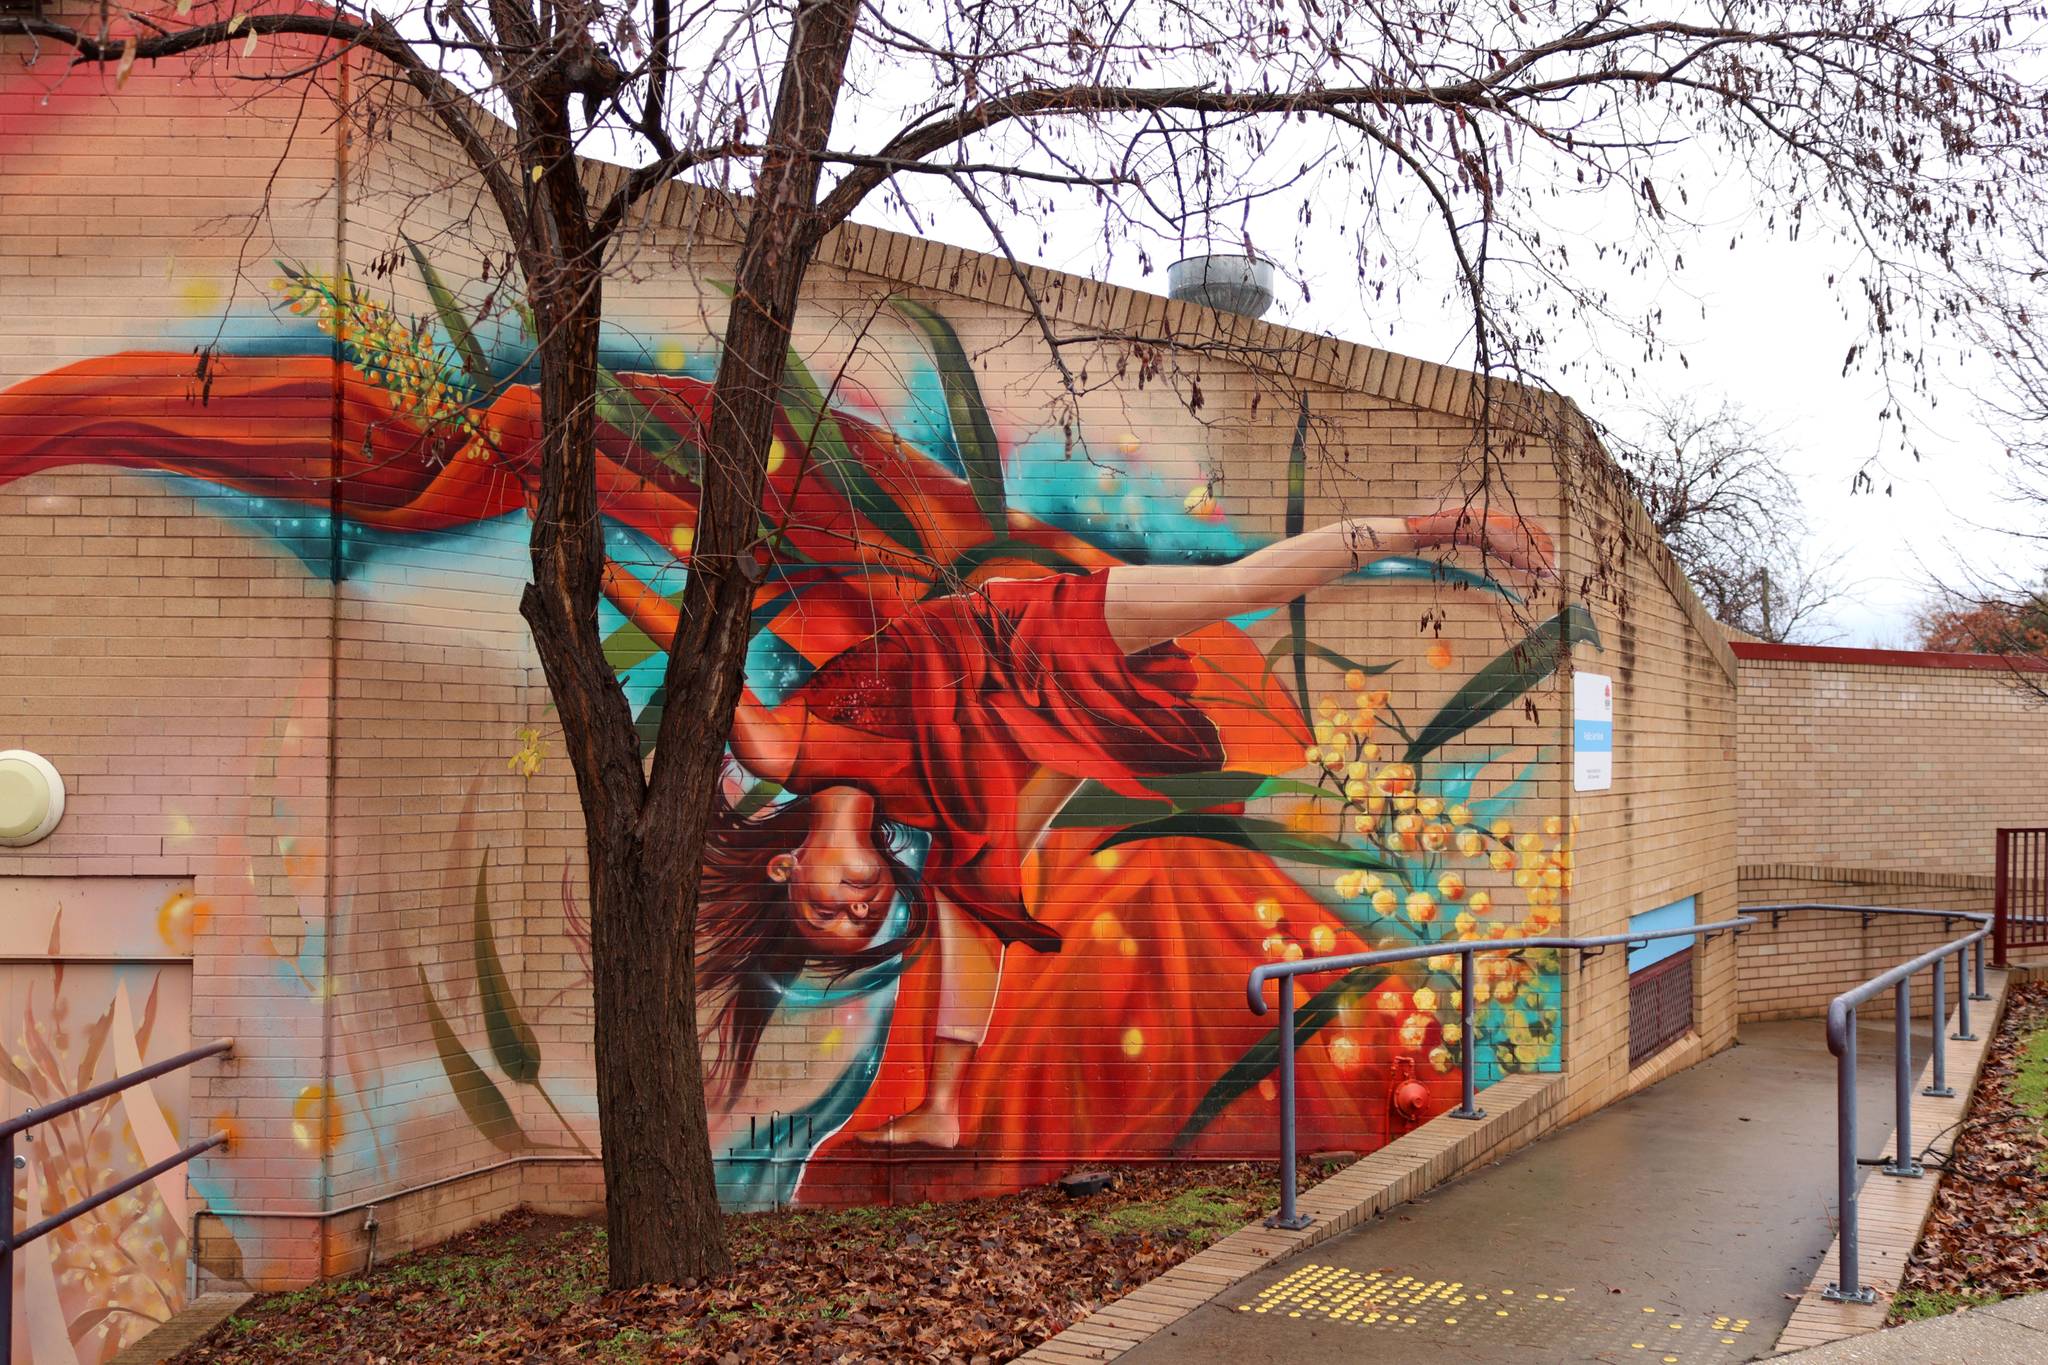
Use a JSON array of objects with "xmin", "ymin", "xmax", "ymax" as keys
[
  {"xmin": 1245, "ymin": 901, "xmax": 1997, "ymax": 1268},
  {"xmin": 1245, "ymin": 917, "xmax": 1757, "ymax": 1230},
  {"xmin": 1755, "ymin": 904, "xmax": 1995, "ymax": 1305},
  {"xmin": 2, "ymin": 1038, "xmax": 234, "ymax": 1365}
]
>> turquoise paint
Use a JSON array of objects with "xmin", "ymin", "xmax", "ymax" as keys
[{"xmin": 1629, "ymin": 896, "xmax": 1698, "ymax": 972}]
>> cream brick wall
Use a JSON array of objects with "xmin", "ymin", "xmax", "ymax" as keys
[
  {"xmin": 1733, "ymin": 648, "xmax": 2048, "ymax": 1018},
  {"xmin": 1557, "ymin": 456, "xmax": 1742, "ymax": 1124},
  {"xmin": 1736, "ymin": 652, "xmax": 2048, "ymax": 878}
]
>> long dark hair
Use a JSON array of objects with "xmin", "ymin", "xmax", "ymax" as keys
[{"xmin": 698, "ymin": 777, "xmax": 927, "ymax": 1104}]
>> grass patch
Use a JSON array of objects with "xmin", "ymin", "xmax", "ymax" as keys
[
  {"xmin": 1090, "ymin": 1187, "xmax": 1253, "ymax": 1239},
  {"xmin": 1892, "ymin": 1286, "xmax": 2002, "ymax": 1322},
  {"xmin": 2011, "ymin": 1026, "xmax": 2048, "ymax": 1120}
]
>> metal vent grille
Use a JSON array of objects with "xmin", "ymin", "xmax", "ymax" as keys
[{"xmin": 1628, "ymin": 946, "xmax": 1694, "ymax": 1068}]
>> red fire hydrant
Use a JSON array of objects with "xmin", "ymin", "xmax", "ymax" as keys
[{"xmin": 1388, "ymin": 1055, "xmax": 1430, "ymax": 1131}]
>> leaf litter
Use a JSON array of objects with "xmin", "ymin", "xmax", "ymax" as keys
[
  {"xmin": 1893, "ymin": 981, "xmax": 2048, "ymax": 1323},
  {"xmin": 173, "ymin": 1158, "xmax": 1335, "ymax": 1362}
]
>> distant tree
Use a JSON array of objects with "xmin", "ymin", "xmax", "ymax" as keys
[
  {"xmin": 1916, "ymin": 584, "xmax": 2048, "ymax": 657},
  {"xmin": 1614, "ymin": 399, "xmax": 1842, "ymax": 643}
]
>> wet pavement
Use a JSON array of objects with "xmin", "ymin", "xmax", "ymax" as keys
[{"xmin": 1121, "ymin": 1019, "xmax": 1912, "ymax": 1365}]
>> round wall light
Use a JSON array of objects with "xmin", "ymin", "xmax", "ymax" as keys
[{"xmin": 0, "ymin": 750, "xmax": 65, "ymax": 847}]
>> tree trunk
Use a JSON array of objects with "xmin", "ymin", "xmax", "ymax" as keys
[
  {"xmin": 520, "ymin": 271, "xmax": 735, "ymax": 1283},
  {"xmin": 519, "ymin": 0, "xmax": 863, "ymax": 1291},
  {"xmin": 515, "ymin": 92, "xmax": 733, "ymax": 1280}
]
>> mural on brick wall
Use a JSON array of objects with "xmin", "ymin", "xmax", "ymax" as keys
[
  {"xmin": 0, "ymin": 253, "xmax": 1586, "ymax": 1259},
  {"xmin": 0, "ymin": 883, "xmax": 198, "ymax": 1365}
]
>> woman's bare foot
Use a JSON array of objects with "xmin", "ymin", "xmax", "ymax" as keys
[{"xmin": 854, "ymin": 1106, "xmax": 962, "ymax": 1148}]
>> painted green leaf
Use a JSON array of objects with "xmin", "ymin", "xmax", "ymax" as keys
[
  {"xmin": 1139, "ymin": 770, "xmax": 1337, "ymax": 809},
  {"xmin": 416, "ymin": 965, "xmax": 527, "ymax": 1153},
  {"xmin": 892, "ymin": 297, "xmax": 1006, "ymax": 535},
  {"xmin": 1094, "ymin": 813, "xmax": 1401, "ymax": 873},
  {"xmin": 779, "ymin": 350, "xmax": 927, "ymax": 557},
  {"xmin": 603, "ymin": 619, "xmax": 662, "ymax": 675},
  {"xmin": 1404, "ymin": 604, "xmax": 1603, "ymax": 764},
  {"xmin": 1053, "ymin": 773, "xmax": 1339, "ymax": 829},
  {"xmin": 1349, "ymin": 555, "xmax": 1522, "ymax": 603},
  {"xmin": 731, "ymin": 779, "xmax": 787, "ymax": 820},
  {"xmin": 1261, "ymin": 635, "xmax": 1398, "ymax": 687},
  {"xmin": 708, "ymin": 279, "xmax": 925, "ymax": 555},
  {"xmin": 473, "ymin": 854, "xmax": 542, "ymax": 1086},
  {"xmin": 597, "ymin": 368, "xmax": 701, "ymax": 481},
  {"xmin": 403, "ymin": 235, "xmax": 490, "ymax": 390},
  {"xmin": 922, "ymin": 539, "xmax": 1082, "ymax": 599},
  {"xmin": 1170, "ymin": 964, "xmax": 1395, "ymax": 1150},
  {"xmin": 634, "ymin": 681, "xmax": 665, "ymax": 760},
  {"xmin": 1285, "ymin": 398, "xmax": 1310, "ymax": 710}
]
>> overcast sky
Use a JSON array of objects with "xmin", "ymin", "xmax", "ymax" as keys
[{"xmin": 833, "ymin": 158, "xmax": 2038, "ymax": 648}]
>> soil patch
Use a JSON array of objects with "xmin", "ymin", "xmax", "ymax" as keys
[
  {"xmin": 1892, "ymin": 980, "xmax": 2048, "ymax": 1323},
  {"xmin": 172, "ymin": 1159, "xmax": 1334, "ymax": 1362}
]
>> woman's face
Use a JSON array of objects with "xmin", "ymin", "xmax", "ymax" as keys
[{"xmin": 767, "ymin": 789, "xmax": 891, "ymax": 951}]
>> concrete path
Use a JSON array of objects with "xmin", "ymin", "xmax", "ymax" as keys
[
  {"xmin": 1777, "ymin": 1292, "xmax": 2048, "ymax": 1363},
  {"xmin": 1122, "ymin": 1019, "xmax": 1911, "ymax": 1365}
]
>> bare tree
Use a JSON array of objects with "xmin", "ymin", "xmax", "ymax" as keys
[
  {"xmin": 1613, "ymin": 399, "xmax": 1842, "ymax": 642},
  {"xmin": 1928, "ymin": 219, "xmax": 2048, "ymax": 694},
  {"xmin": 7, "ymin": 0, "xmax": 2048, "ymax": 1284}
]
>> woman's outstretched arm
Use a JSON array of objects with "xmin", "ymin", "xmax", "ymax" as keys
[{"xmin": 1101, "ymin": 509, "xmax": 1553, "ymax": 654}]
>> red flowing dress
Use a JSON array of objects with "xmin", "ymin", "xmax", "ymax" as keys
[{"xmin": 778, "ymin": 569, "xmax": 1225, "ymax": 951}]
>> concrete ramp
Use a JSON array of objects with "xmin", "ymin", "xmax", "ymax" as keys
[{"xmin": 1120, "ymin": 1020, "xmax": 1909, "ymax": 1364}]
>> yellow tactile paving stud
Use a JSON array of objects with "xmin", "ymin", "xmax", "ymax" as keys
[{"xmin": 1233, "ymin": 1267, "xmax": 1762, "ymax": 1362}]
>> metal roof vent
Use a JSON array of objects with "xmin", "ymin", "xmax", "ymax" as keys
[{"xmin": 1166, "ymin": 254, "xmax": 1276, "ymax": 319}]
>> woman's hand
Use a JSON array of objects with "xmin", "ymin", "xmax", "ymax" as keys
[{"xmin": 1406, "ymin": 507, "xmax": 1556, "ymax": 581}]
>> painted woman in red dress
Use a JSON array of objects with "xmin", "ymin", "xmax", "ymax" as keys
[{"xmin": 703, "ymin": 510, "xmax": 1553, "ymax": 1147}]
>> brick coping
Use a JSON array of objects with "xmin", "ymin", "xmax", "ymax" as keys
[
  {"xmin": 1732, "ymin": 640, "xmax": 2048, "ymax": 674},
  {"xmin": 1740, "ymin": 863, "xmax": 1997, "ymax": 893},
  {"xmin": 1774, "ymin": 968, "xmax": 2013, "ymax": 1354},
  {"xmin": 1013, "ymin": 1072, "xmax": 1565, "ymax": 1363},
  {"xmin": 106, "ymin": 1291, "xmax": 254, "ymax": 1364}
]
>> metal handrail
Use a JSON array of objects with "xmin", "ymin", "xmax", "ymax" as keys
[
  {"xmin": 1764, "ymin": 906, "xmax": 1997, "ymax": 1306},
  {"xmin": 1, "ymin": 1038, "xmax": 234, "ymax": 1365},
  {"xmin": 1246, "ymin": 902, "xmax": 2000, "ymax": 1252},
  {"xmin": 1246, "ymin": 917, "xmax": 1757, "ymax": 1229}
]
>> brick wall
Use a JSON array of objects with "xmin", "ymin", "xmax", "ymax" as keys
[
  {"xmin": 1735, "ymin": 866, "xmax": 1988, "ymax": 1021},
  {"xmin": 1556, "ymin": 450, "xmax": 1742, "ymax": 1125},
  {"xmin": 1732, "ymin": 646, "xmax": 2048, "ymax": 1019},
  {"xmin": 1735, "ymin": 648, "xmax": 2048, "ymax": 879},
  {"xmin": 2, "ymin": 11, "xmax": 1737, "ymax": 1316}
]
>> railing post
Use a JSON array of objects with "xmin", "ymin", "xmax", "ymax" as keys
[
  {"xmin": 1823, "ymin": 1017, "xmax": 1876, "ymax": 1304},
  {"xmin": 2, "ymin": 1129, "xmax": 14, "ymax": 1365},
  {"xmin": 1995, "ymin": 829, "xmax": 2010, "ymax": 968},
  {"xmin": 1882, "ymin": 979, "xmax": 1922, "ymax": 1177},
  {"xmin": 1972, "ymin": 933, "xmax": 1991, "ymax": 1002},
  {"xmin": 1925, "ymin": 955, "xmax": 1953, "ymax": 1098},
  {"xmin": 1265, "ymin": 974, "xmax": 1310, "ymax": 1231},
  {"xmin": 1451, "ymin": 951, "xmax": 1484, "ymax": 1120},
  {"xmin": 1953, "ymin": 947, "xmax": 1976, "ymax": 1042}
]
